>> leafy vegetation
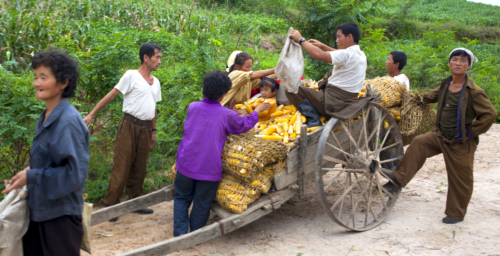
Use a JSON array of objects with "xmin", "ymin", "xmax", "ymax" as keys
[{"xmin": 0, "ymin": 0, "xmax": 498, "ymax": 202}]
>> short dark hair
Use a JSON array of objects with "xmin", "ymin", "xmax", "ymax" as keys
[
  {"xmin": 449, "ymin": 50, "xmax": 471, "ymax": 65},
  {"xmin": 336, "ymin": 23, "xmax": 361, "ymax": 44},
  {"xmin": 390, "ymin": 51, "xmax": 408, "ymax": 71},
  {"xmin": 228, "ymin": 52, "xmax": 253, "ymax": 73},
  {"xmin": 31, "ymin": 50, "xmax": 79, "ymax": 98},
  {"xmin": 259, "ymin": 77, "xmax": 279, "ymax": 92},
  {"xmin": 139, "ymin": 43, "xmax": 161, "ymax": 64},
  {"xmin": 203, "ymin": 71, "xmax": 232, "ymax": 101}
]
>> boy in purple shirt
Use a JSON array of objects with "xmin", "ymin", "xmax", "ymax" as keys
[{"xmin": 174, "ymin": 71, "xmax": 270, "ymax": 236}]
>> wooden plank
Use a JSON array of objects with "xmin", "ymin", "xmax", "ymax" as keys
[
  {"xmin": 220, "ymin": 187, "xmax": 297, "ymax": 234},
  {"xmin": 210, "ymin": 202, "xmax": 235, "ymax": 219},
  {"xmin": 91, "ymin": 185, "xmax": 175, "ymax": 226},
  {"xmin": 298, "ymin": 125, "xmax": 308, "ymax": 199},
  {"xmin": 118, "ymin": 222, "xmax": 221, "ymax": 256},
  {"xmin": 286, "ymin": 148, "xmax": 298, "ymax": 174}
]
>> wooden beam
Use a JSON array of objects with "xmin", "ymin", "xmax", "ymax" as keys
[
  {"xmin": 91, "ymin": 185, "xmax": 175, "ymax": 226},
  {"xmin": 298, "ymin": 125, "xmax": 308, "ymax": 199},
  {"xmin": 118, "ymin": 222, "xmax": 221, "ymax": 256}
]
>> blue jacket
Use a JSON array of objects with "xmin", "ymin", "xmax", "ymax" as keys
[{"xmin": 26, "ymin": 99, "xmax": 90, "ymax": 222}]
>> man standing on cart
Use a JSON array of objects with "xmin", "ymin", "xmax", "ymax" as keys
[
  {"xmin": 386, "ymin": 48, "xmax": 497, "ymax": 224},
  {"xmin": 286, "ymin": 23, "xmax": 370, "ymax": 124}
]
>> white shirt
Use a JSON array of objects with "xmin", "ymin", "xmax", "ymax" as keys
[
  {"xmin": 327, "ymin": 45, "xmax": 367, "ymax": 93},
  {"xmin": 114, "ymin": 70, "xmax": 161, "ymax": 120},
  {"xmin": 393, "ymin": 74, "xmax": 410, "ymax": 90}
]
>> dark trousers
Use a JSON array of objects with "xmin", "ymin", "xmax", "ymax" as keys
[
  {"xmin": 173, "ymin": 171, "xmax": 219, "ymax": 236},
  {"xmin": 103, "ymin": 115, "xmax": 152, "ymax": 206},
  {"xmin": 393, "ymin": 132, "xmax": 478, "ymax": 219},
  {"xmin": 23, "ymin": 215, "xmax": 83, "ymax": 256}
]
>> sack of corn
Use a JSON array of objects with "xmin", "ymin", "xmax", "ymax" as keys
[
  {"xmin": 215, "ymin": 174, "xmax": 259, "ymax": 214},
  {"xmin": 168, "ymin": 164, "xmax": 177, "ymax": 181},
  {"xmin": 249, "ymin": 170, "xmax": 274, "ymax": 194},
  {"xmin": 398, "ymin": 97, "xmax": 436, "ymax": 146},
  {"xmin": 222, "ymin": 134, "xmax": 288, "ymax": 182},
  {"xmin": 361, "ymin": 77, "xmax": 406, "ymax": 108}
]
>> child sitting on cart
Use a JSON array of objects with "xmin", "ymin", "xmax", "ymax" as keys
[
  {"xmin": 253, "ymin": 77, "xmax": 279, "ymax": 100},
  {"xmin": 173, "ymin": 71, "xmax": 271, "ymax": 236}
]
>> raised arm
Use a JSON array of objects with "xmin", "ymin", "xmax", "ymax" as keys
[
  {"xmin": 250, "ymin": 68, "xmax": 275, "ymax": 80},
  {"xmin": 289, "ymin": 30, "xmax": 332, "ymax": 64},
  {"xmin": 83, "ymin": 88, "xmax": 121, "ymax": 125}
]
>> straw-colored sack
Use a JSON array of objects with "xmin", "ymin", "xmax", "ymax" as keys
[
  {"xmin": 215, "ymin": 175, "xmax": 259, "ymax": 214},
  {"xmin": 0, "ymin": 186, "xmax": 29, "ymax": 256},
  {"xmin": 81, "ymin": 194, "xmax": 93, "ymax": 254},
  {"xmin": 398, "ymin": 98, "xmax": 436, "ymax": 146},
  {"xmin": 363, "ymin": 77, "xmax": 406, "ymax": 108}
]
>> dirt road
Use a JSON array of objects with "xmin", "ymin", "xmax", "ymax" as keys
[{"xmin": 83, "ymin": 124, "xmax": 500, "ymax": 256}]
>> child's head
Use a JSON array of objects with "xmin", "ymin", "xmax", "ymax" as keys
[
  {"xmin": 203, "ymin": 71, "xmax": 232, "ymax": 101},
  {"xmin": 259, "ymin": 78, "xmax": 279, "ymax": 99}
]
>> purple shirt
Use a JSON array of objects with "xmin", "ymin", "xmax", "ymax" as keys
[{"xmin": 176, "ymin": 98, "xmax": 259, "ymax": 181}]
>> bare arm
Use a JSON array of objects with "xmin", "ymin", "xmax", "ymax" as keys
[
  {"xmin": 83, "ymin": 88, "xmax": 121, "ymax": 125},
  {"xmin": 309, "ymin": 39, "xmax": 336, "ymax": 52},
  {"xmin": 289, "ymin": 30, "xmax": 332, "ymax": 64},
  {"xmin": 250, "ymin": 68, "xmax": 275, "ymax": 80}
]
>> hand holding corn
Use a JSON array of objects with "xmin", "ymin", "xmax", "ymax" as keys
[{"xmin": 254, "ymin": 102, "xmax": 271, "ymax": 113}]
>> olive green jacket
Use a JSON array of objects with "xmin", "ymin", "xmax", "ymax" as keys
[{"xmin": 422, "ymin": 75, "xmax": 497, "ymax": 142}]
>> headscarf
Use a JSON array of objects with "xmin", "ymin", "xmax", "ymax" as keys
[
  {"xmin": 449, "ymin": 48, "xmax": 478, "ymax": 69},
  {"xmin": 226, "ymin": 51, "xmax": 242, "ymax": 72}
]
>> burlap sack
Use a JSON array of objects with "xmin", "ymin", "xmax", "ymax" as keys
[
  {"xmin": 276, "ymin": 27, "xmax": 304, "ymax": 105},
  {"xmin": 81, "ymin": 194, "xmax": 93, "ymax": 254},
  {"xmin": 0, "ymin": 186, "xmax": 29, "ymax": 256}
]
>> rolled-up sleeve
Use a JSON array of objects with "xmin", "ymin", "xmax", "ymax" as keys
[
  {"xmin": 27, "ymin": 130, "xmax": 89, "ymax": 200},
  {"xmin": 226, "ymin": 111, "xmax": 259, "ymax": 134}
]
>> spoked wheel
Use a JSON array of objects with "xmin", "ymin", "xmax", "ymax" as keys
[{"xmin": 314, "ymin": 103, "xmax": 404, "ymax": 231}]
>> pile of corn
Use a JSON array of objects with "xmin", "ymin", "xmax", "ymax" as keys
[
  {"xmin": 216, "ymin": 134, "xmax": 288, "ymax": 213},
  {"xmin": 302, "ymin": 80, "xmax": 319, "ymax": 90},
  {"xmin": 236, "ymin": 98, "xmax": 325, "ymax": 145}
]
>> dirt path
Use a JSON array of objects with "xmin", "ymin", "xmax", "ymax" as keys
[{"xmin": 83, "ymin": 124, "xmax": 500, "ymax": 256}]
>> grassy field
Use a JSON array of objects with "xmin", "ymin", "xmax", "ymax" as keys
[{"xmin": 0, "ymin": 0, "xmax": 499, "ymax": 202}]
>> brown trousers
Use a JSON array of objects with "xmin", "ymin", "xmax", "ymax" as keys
[
  {"xmin": 285, "ymin": 85, "xmax": 328, "ymax": 116},
  {"xmin": 103, "ymin": 115, "xmax": 152, "ymax": 206},
  {"xmin": 392, "ymin": 132, "xmax": 478, "ymax": 219}
]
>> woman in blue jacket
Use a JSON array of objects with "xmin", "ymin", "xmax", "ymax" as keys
[{"xmin": 2, "ymin": 50, "xmax": 89, "ymax": 256}]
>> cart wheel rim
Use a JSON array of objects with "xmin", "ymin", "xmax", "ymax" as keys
[{"xmin": 314, "ymin": 103, "xmax": 404, "ymax": 231}]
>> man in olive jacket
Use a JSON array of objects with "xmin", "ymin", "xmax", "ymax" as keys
[{"xmin": 386, "ymin": 48, "xmax": 497, "ymax": 224}]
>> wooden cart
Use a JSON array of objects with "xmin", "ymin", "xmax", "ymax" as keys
[{"xmin": 90, "ymin": 103, "xmax": 404, "ymax": 255}]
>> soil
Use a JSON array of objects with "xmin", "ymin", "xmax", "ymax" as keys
[{"xmin": 82, "ymin": 124, "xmax": 500, "ymax": 256}]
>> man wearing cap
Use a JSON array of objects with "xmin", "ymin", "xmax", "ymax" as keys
[{"xmin": 385, "ymin": 48, "xmax": 497, "ymax": 224}]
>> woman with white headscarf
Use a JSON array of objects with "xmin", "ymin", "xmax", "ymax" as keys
[
  {"xmin": 221, "ymin": 51, "xmax": 276, "ymax": 108},
  {"xmin": 384, "ymin": 48, "xmax": 497, "ymax": 224}
]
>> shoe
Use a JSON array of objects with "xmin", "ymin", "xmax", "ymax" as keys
[
  {"xmin": 381, "ymin": 171, "xmax": 402, "ymax": 193},
  {"xmin": 108, "ymin": 217, "xmax": 118, "ymax": 222},
  {"xmin": 134, "ymin": 208, "xmax": 154, "ymax": 214},
  {"xmin": 296, "ymin": 99, "xmax": 322, "ymax": 127},
  {"xmin": 442, "ymin": 217, "xmax": 464, "ymax": 224}
]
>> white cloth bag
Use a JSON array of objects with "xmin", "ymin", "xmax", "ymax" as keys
[
  {"xmin": 0, "ymin": 186, "xmax": 29, "ymax": 256},
  {"xmin": 275, "ymin": 27, "xmax": 305, "ymax": 105}
]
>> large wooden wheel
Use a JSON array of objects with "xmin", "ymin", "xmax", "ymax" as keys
[{"xmin": 314, "ymin": 103, "xmax": 404, "ymax": 231}]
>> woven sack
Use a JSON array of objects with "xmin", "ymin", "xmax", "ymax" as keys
[
  {"xmin": 222, "ymin": 134, "xmax": 288, "ymax": 182},
  {"xmin": 81, "ymin": 194, "xmax": 93, "ymax": 254},
  {"xmin": 0, "ymin": 186, "xmax": 29, "ymax": 256},
  {"xmin": 363, "ymin": 77, "xmax": 405, "ymax": 108},
  {"xmin": 216, "ymin": 175, "xmax": 258, "ymax": 214},
  {"xmin": 399, "ymin": 98, "xmax": 436, "ymax": 146}
]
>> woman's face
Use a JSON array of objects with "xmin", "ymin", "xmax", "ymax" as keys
[
  {"xmin": 235, "ymin": 59, "xmax": 253, "ymax": 72},
  {"xmin": 260, "ymin": 86, "xmax": 277, "ymax": 99},
  {"xmin": 448, "ymin": 55, "xmax": 471, "ymax": 76},
  {"xmin": 33, "ymin": 65, "xmax": 67, "ymax": 102}
]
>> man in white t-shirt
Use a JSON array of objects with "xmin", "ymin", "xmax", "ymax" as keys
[
  {"xmin": 386, "ymin": 51, "xmax": 410, "ymax": 90},
  {"xmin": 83, "ymin": 43, "xmax": 162, "ymax": 221},
  {"xmin": 286, "ymin": 23, "xmax": 370, "ymax": 123}
]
